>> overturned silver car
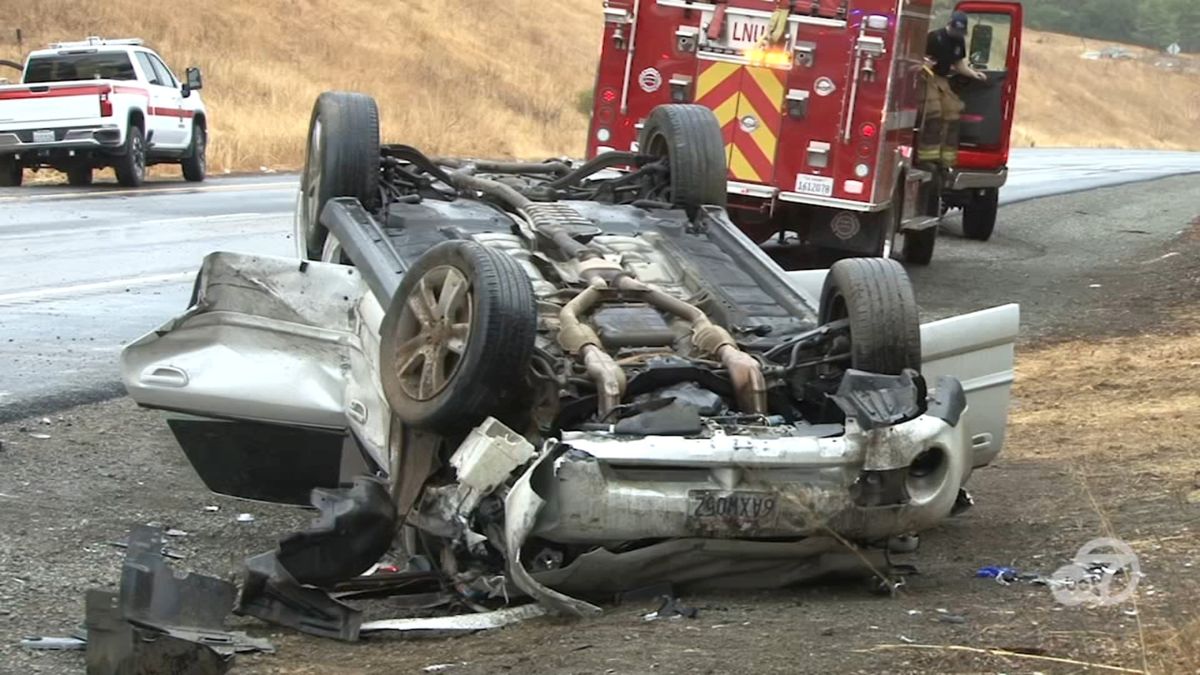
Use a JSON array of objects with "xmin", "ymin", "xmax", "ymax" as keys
[{"xmin": 122, "ymin": 94, "xmax": 1018, "ymax": 615}]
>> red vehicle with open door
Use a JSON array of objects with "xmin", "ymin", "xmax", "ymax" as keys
[{"xmin": 587, "ymin": 0, "xmax": 1023, "ymax": 265}]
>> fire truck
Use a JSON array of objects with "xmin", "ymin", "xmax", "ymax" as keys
[{"xmin": 586, "ymin": 0, "xmax": 1023, "ymax": 265}]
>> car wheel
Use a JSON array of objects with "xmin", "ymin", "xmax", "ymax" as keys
[
  {"xmin": 114, "ymin": 126, "xmax": 146, "ymax": 187},
  {"xmin": 299, "ymin": 92, "xmax": 380, "ymax": 260},
  {"xmin": 182, "ymin": 123, "xmax": 207, "ymax": 182},
  {"xmin": 819, "ymin": 258, "xmax": 921, "ymax": 374},
  {"xmin": 66, "ymin": 166, "xmax": 93, "ymax": 187},
  {"xmin": 899, "ymin": 227, "xmax": 936, "ymax": 266},
  {"xmin": 379, "ymin": 240, "xmax": 537, "ymax": 434},
  {"xmin": 0, "ymin": 157, "xmax": 21, "ymax": 187},
  {"xmin": 962, "ymin": 188, "xmax": 998, "ymax": 241},
  {"xmin": 638, "ymin": 104, "xmax": 727, "ymax": 214}
]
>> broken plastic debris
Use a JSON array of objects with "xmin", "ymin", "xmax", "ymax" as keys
[
  {"xmin": 165, "ymin": 529, "xmax": 188, "ymax": 537},
  {"xmin": 204, "ymin": 506, "xmax": 220, "ymax": 512},
  {"xmin": 642, "ymin": 595, "xmax": 698, "ymax": 622},
  {"xmin": 29, "ymin": 433, "xmax": 51, "ymax": 440},
  {"xmin": 976, "ymin": 565, "xmax": 1019, "ymax": 583},
  {"xmin": 359, "ymin": 604, "xmax": 547, "ymax": 637},
  {"xmin": 236, "ymin": 513, "xmax": 255, "ymax": 523}
]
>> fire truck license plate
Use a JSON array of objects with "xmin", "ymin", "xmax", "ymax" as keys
[
  {"xmin": 687, "ymin": 490, "xmax": 780, "ymax": 534},
  {"xmin": 795, "ymin": 174, "xmax": 834, "ymax": 197},
  {"xmin": 33, "ymin": 130, "xmax": 55, "ymax": 144}
]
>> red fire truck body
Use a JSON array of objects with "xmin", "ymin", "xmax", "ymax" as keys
[{"xmin": 587, "ymin": 0, "xmax": 1023, "ymax": 264}]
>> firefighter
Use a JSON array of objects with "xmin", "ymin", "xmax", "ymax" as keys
[{"xmin": 919, "ymin": 11, "xmax": 988, "ymax": 168}]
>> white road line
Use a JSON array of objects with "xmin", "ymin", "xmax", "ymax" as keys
[
  {"xmin": 0, "ymin": 181, "xmax": 296, "ymax": 203},
  {"xmin": 0, "ymin": 272, "xmax": 193, "ymax": 305},
  {"xmin": 0, "ymin": 212, "xmax": 290, "ymax": 241}
]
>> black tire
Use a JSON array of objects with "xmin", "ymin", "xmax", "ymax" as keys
[
  {"xmin": 66, "ymin": 166, "xmax": 93, "ymax": 187},
  {"xmin": 819, "ymin": 258, "xmax": 921, "ymax": 374},
  {"xmin": 113, "ymin": 126, "xmax": 146, "ymax": 187},
  {"xmin": 962, "ymin": 188, "xmax": 998, "ymax": 241},
  {"xmin": 299, "ymin": 92, "xmax": 380, "ymax": 259},
  {"xmin": 182, "ymin": 123, "xmax": 206, "ymax": 182},
  {"xmin": 638, "ymin": 104, "xmax": 727, "ymax": 214},
  {"xmin": 379, "ymin": 241, "xmax": 537, "ymax": 434},
  {"xmin": 0, "ymin": 157, "xmax": 22, "ymax": 187},
  {"xmin": 900, "ymin": 227, "xmax": 936, "ymax": 266}
]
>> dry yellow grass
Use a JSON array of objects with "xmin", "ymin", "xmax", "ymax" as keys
[
  {"xmin": 1, "ymin": 4, "xmax": 1197, "ymax": 173},
  {"xmin": 1, "ymin": 0, "xmax": 602, "ymax": 172},
  {"xmin": 1013, "ymin": 31, "xmax": 1200, "ymax": 151}
]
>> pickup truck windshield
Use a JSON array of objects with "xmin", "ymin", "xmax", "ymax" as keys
[{"xmin": 24, "ymin": 52, "xmax": 137, "ymax": 83}]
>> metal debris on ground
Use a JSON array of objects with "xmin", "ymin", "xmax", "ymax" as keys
[
  {"xmin": 359, "ymin": 604, "xmax": 548, "ymax": 638},
  {"xmin": 20, "ymin": 635, "xmax": 87, "ymax": 651}
]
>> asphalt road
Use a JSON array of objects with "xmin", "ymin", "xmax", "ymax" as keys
[{"xmin": 1, "ymin": 148, "xmax": 1198, "ymax": 420}]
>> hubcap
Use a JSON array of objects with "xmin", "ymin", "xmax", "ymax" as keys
[
  {"xmin": 132, "ymin": 134, "xmax": 145, "ymax": 177},
  {"xmin": 391, "ymin": 266, "xmax": 472, "ymax": 401}
]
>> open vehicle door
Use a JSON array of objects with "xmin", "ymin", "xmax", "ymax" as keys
[{"xmin": 953, "ymin": 1, "xmax": 1024, "ymax": 171}]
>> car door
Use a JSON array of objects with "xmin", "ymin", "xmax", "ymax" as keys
[
  {"xmin": 952, "ymin": 2, "xmax": 1024, "ymax": 170},
  {"xmin": 120, "ymin": 252, "xmax": 390, "ymax": 505},
  {"xmin": 132, "ymin": 51, "xmax": 182, "ymax": 149},
  {"xmin": 146, "ymin": 53, "xmax": 190, "ymax": 147}
]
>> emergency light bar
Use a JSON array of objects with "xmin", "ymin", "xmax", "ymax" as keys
[{"xmin": 48, "ymin": 36, "xmax": 144, "ymax": 49}]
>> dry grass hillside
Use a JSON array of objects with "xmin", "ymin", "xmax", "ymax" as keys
[
  {"xmin": 1, "ymin": 3, "xmax": 1197, "ymax": 172},
  {"xmin": 1, "ymin": 0, "xmax": 601, "ymax": 171},
  {"xmin": 1014, "ymin": 30, "xmax": 1200, "ymax": 150}
]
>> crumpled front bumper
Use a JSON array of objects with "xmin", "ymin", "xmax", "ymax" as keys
[{"xmin": 530, "ymin": 411, "xmax": 972, "ymax": 546}]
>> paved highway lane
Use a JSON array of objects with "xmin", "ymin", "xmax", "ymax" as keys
[
  {"xmin": 0, "ymin": 149, "xmax": 1198, "ymax": 419},
  {"xmin": 0, "ymin": 176, "xmax": 298, "ymax": 417}
]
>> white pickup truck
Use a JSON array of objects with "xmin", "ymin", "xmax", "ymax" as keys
[{"xmin": 0, "ymin": 37, "xmax": 207, "ymax": 187}]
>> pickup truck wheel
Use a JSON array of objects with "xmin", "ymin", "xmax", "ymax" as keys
[
  {"xmin": 379, "ymin": 241, "xmax": 536, "ymax": 434},
  {"xmin": 962, "ymin": 188, "xmax": 999, "ymax": 241},
  {"xmin": 300, "ymin": 92, "xmax": 380, "ymax": 260},
  {"xmin": 819, "ymin": 258, "xmax": 921, "ymax": 374},
  {"xmin": 638, "ymin": 104, "xmax": 727, "ymax": 215},
  {"xmin": 0, "ymin": 157, "xmax": 21, "ymax": 187},
  {"xmin": 66, "ymin": 166, "xmax": 93, "ymax": 187},
  {"xmin": 114, "ymin": 126, "xmax": 146, "ymax": 187},
  {"xmin": 181, "ymin": 124, "xmax": 206, "ymax": 182}
]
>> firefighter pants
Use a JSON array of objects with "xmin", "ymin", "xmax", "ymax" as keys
[{"xmin": 919, "ymin": 74, "xmax": 965, "ymax": 167}]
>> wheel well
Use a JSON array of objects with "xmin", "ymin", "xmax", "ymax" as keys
[
  {"xmin": 193, "ymin": 113, "xmax": 207, "ymax": 131},
  {"xmin": 128, "ymin": 109, "xmax": 145, "ymax": 132}
]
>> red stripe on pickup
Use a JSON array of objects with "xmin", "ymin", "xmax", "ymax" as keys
[
  {"xmin": 0, "ymin": 84, "xmax": 110, "ymax": 100},
  {"xmin": 149, "ymin": 107, "xmax": 195, "ymax": 119}
]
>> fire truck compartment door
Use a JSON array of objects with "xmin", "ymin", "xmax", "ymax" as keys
[
  {"xmin": 953, "ymin": 2, "xmax": 1023, "ymax": 155},
  {"xmin": 696, "ymin": 61, "xmax": 787, "ymax": 185}
]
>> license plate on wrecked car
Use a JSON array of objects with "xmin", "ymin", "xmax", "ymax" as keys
[
  {"xmin": 33, "ymin": 129, "xmax": 55, "ymax": 144},
  {"xmin": 687, "ymin": 490, "xmax": 780, "ymax": 534}
]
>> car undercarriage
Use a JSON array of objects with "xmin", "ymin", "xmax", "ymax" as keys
[{"xmin": 121, "ymin": 94, "xmax": 1018, "ymax": 623}]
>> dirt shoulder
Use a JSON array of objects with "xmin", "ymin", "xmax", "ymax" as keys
[{"xmin": 1, "ymin": 183, "xmax": 1199, "ymax": 674}]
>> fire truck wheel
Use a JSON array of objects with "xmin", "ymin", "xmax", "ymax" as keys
[
  {"xmin": 379, "ymin": 240, "xmax": 537, "ymax": 434},
  {"xmin": 638, "ymin": 105, "xmax": 727, "ymax": 214},
  {"xmin": 819, "ymin": 258, "xmax": 921, "ymax": 375},
  {"xmin": 900, "ymin": 227, "xmax": 936, "ymax": 266},
  {"xmin": 300, "ymin": 92, "xmax": 381, "ymax": 260},
  {"xmin": 962, "ymin": 188, "xmax": 999, "ymax": 241}
]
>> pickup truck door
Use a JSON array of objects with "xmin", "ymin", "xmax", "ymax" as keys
[
  {"xmin": 133, "ymin": 52, "xmax": 185, "ymax": 148},
  {"xmin": 952, "ymin": 2, "xmax": 1024, "ymax": 171}
]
